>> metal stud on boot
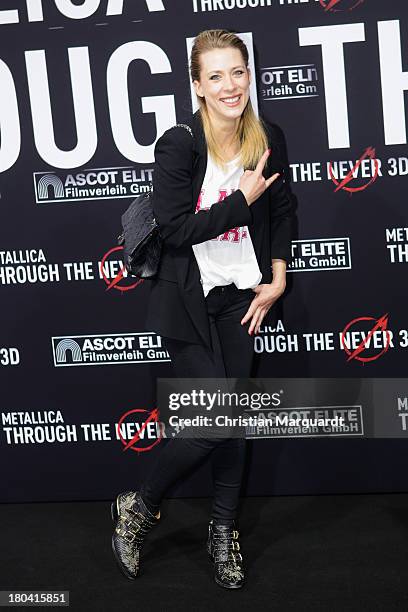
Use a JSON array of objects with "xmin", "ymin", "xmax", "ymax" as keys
[
  {"xmin": 111, "ymin": 491, "xmax": 160, "ymax": 580},
  {"xmin": 207, "ymin": 520, "xmax": 245, "ymax": 589}
]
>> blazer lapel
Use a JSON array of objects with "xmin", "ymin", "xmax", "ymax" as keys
[{"xmin": 172, "ymin": 110, "xmax": 213, "ymax": 349}]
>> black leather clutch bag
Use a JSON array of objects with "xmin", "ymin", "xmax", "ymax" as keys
[
  {"xmin": 117, "ymin": 123, "xmax": 194, "ymax": 279},
  {"xmin": 117, "ymin": 190, "xmax": 161, "ymax": 279}
]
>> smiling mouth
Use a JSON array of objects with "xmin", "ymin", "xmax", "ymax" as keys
[{"xmin": 220, "ymin": 95, "xmax": 242, "ymax": 106}]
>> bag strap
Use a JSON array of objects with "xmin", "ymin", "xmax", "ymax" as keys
[
  {"xmin": 149, "ymin": 122, "xmax": 196, "ymax": 191},
  {"xmin": 172, "ymin": 123, "xmax": 194, "ymax": 139},
  {"xmin": 169, "ymin": 123, "xmax": 198, "ymax": 172}
]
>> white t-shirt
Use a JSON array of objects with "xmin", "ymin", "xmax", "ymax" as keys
[{"xmin": 192, "ymin": 150, "xmax": 262, "ymax": 298}]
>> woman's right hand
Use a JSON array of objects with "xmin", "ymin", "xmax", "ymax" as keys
[{"xmin": 238, "ymin": 149, "xmax": 280, "ymax": 206}]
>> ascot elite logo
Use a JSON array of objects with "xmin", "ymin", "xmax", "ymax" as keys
[
  {"xmin": 245, "ymin": 405, "xmax": 364, "ymax": 438},
  {"xmin": 288, "ymin": 238, "xmax": 351, "ymax": 272},
  {"xmin": 33, "ymin": 167, "xmax": 152, "ymax": 204},
  {"xmin": 51, "ymin": 333, "xmax": 170, "ymax": 366},
  {"xmin": 260, "ymin": 64, "xmax": 319, "ymax": 101}
]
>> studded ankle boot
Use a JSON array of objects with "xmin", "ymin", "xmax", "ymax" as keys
[
  {"xmin": 111, "ymin": 490, "xmax": 160, "ymax": 580},
  {"xmin": 207, "ymin": 520, "xmax": 245, "ymax": 589}
]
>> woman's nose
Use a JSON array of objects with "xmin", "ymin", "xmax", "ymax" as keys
[{"xmin": 223, "ymin": 75, "xmax": 236, "ymax": 91}]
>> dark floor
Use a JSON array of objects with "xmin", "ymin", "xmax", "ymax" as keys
[{"xmin": 1, "ymin": 493, "xmax": 408, "ymax": 611}]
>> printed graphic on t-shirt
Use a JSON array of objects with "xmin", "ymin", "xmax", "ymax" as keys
[
  {"xmin": 195, "ymin": 188, "xmax": 248, "ymax": 242},
  {"xmin": 192, "ymin": 151, "xmax": 262, "ymax": 298}
]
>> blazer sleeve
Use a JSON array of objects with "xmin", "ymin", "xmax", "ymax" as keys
[
  {"xmin": 151, "ymin": 127, "xmax": 252, "ymax": 250},
  {"xmin": 265, "ymin": 123, "xmax": 297, "ymax": 265}
]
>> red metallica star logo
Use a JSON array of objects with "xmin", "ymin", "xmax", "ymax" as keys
[
  {"xmin": 319, "ymin": 0, "xmax": 365, "ymax": 12},
  {"xmin": 117, "ymin": 408, "xmax": 162, "ymax": 453},
  {"xmin": 99, "ymin": 246, "xmax": 143, "ymax": 292},
  {"xmin": 328, "ymin": 147, "xmax": 379, "ymax": 193},
  {"xmin": 340, "ymin": 314, "xmax": 391, "ymax": 363}
]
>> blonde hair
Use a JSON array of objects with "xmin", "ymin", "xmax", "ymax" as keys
[{"xmin": 190, "ymin": 29, "xmax": 269, "ymax": 172}]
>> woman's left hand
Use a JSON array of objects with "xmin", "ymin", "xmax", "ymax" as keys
[{"xmin": 241, "ymin": 282, "xmax": 286, "ymax": 335}]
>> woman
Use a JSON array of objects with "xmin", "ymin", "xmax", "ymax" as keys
[{"xmin": 111, "ymin": 29, "xmax": 296, "ymax": 590}]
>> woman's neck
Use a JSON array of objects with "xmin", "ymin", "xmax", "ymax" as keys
[{"xmin": 211, "ymin": 119, "xmax": 241, "ymax": 161}]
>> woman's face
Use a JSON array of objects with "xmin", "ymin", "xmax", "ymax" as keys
[{"xmin": 193, "ymin": 47, "xmax": 251, "ymax": 123}]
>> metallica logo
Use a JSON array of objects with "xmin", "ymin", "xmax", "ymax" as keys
[
  {"xmin": 100, "ymin": 246, "xmax": 143, "ymax": 292},
  {"xmin": 319, "ymin": 0, "xmax": 365, "ymax": 12},
  {"xmin": 341, "ymin": 314, "xmax": 391, "ymax": 363},
  {"xmin": 328, "ymin": 147, "xmax": 379, "ymax": 194},
  {"xmin": 117, "ymin": 408, "xmax": 162, "ymax": 453}
]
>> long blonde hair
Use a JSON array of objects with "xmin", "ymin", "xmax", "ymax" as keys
[{"xmin": 190, "ymin": 29, "xmax": 269, "ymax": 172}]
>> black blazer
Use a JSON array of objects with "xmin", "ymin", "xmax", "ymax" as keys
[{"xmin": 145, "ymin": 109, "xmax": 296, "ymax": 350}]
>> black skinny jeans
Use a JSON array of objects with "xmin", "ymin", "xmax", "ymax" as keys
[{"xmin": 140, "ymin": 283, "xmax": 256, "ymax": 525}]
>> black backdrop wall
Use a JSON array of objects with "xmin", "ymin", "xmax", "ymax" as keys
[{"xmin": 1, "ymin": 0, "xmax": 407, "ymax": 503}]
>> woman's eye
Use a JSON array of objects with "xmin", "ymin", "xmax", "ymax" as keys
[{"xmin": 210, "ymin": 71, "xmax": 244, "ymax": 80}]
